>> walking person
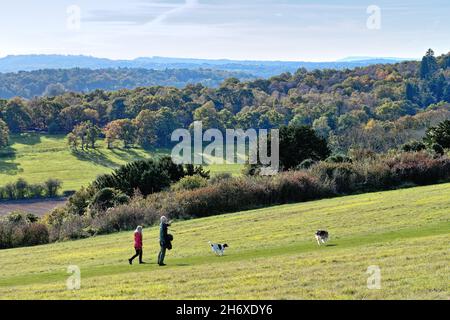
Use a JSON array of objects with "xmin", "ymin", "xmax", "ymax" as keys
[
  {"xmin": 129, "ymin": 226, "xmax": 144, "ymax": 265},
  {"xmin": 158, "ymin": 216, "xmax": 171, "ymax": 266}
]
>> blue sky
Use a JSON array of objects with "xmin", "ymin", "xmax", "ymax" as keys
[{"xmin": 1, "ymin": 0, "xmax": 449, "ymax": 61}]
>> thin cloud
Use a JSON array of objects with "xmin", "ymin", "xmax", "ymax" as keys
[{"xmin": 146, "ymin": 0, "xmax": 199, "ymax": 27}]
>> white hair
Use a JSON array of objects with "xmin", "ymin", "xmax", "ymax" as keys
[
  {"xmin": 160, "ymin": 216, "xmax": 168, "ymax": 224},
  {"xmin": 135, "ymin": 226, "xmax": 143, "ymax": 233}
]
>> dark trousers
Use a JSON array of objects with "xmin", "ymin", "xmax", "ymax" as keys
[
  {"xmin": 130, "ymin": 248, "xmax": 143, "ymax": 263},
  {"xmin": 158, "ymin": 243, "xmax": 167, "ymax": 265}
]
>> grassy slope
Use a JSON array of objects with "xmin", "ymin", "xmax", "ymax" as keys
[
  {"xmin": 0, "ymin": 134, "xmax": 243, "ymax": 192},
  {"xmin": 0, "ymin": 183, "xmax": 449, "ymax": 300}
]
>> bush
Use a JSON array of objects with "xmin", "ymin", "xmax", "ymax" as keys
[
  {"xmin": 297, "ymin": 159, "xmax": 316, "ymax": 170},
  {"xmin": 0, "ymin": 178, "xmax": 62, "ymax": 201},
  {"xmin": 89, "ymin": 188, "xmax": 130, "ymax": 215},
  {"xmin": 67, "ymin": 186, "xmax": 96, "ymax": 216},
  {"xmin": 21, "ymin": 223, "xmax": 49, "ymax": 247},
  {"xmin": 431, "ymin": 143, "xmax": 445, "ymax": 156},
  {"xmin": 42, "ymin": 208, "xmax": 89, "ymax": 241},
  {"xmin": 145, "ymin": 172, "xmax": 332, "ymax": 220},
  {"xmin": 326, "ymin": 154, "xmax": 353, "ymax": 163},
  {"xmin": 172, "ymin": 175, "xmax": 208, "ymax": 191},
  {"xmin": 93, "ymin": 156, "xmax": 185, "ymax": 196},
  {"xmin": 0, "ymin": 212, "xmax": 49, "ymax": 249},
  {"xmin": 209, "ymin": 173, "xmax": 233, "ymax": 185},
  {"xmin": 401, "ymin": 141, "xmax": 427, "ymax": 152},
  {"xmin": 91, "ymin": 198, "xmax": 158, "ymax": 234},
  {"xmin": 44, "ymin": 179, "xmax": 62, "ymax": 197},
  {"xmin": 384, "ymin": 152, "xmax": 450, "ymax": 186}
]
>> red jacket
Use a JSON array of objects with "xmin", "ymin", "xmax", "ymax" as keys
[{"xmin": 134, "ymin": 232, "xmax": 143, "ymax": 249}]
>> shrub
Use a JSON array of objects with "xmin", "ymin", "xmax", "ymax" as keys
[
  {"xmin": 15, "ymin": 178, "xmax": 29, "ymax": 199},
  {"xmin": 91, "ymin": 199, "xmax": 158, "ymax": 234},
  {"xmin": 401, "ymin": 141, "xmax": 427, "ymax": 152},
  {"xmin": 67, "ymin": 186, "xmax": 96, "ymax": 216},
  {"xmin": 384, "ymin": 152, "xmax": 450, "ymax": 185},
  {"xmin": 28, "ymin": 183, "xmax": 45, "ymax": 198},
  {"xmin": 431, "ymin": 143, "xmax": 445, "ymax": 156},
  {"xmin": 93, "ymin": 157, "xmax": 184, "ymax": 196},
  {"xmin": 146, "ymin": 173, "xmax": 332, "ymax": 220},
  {"xmin": 21, "ymin": 223, "xmax": 49, "ymax": 247},
  {"xmin": 0, "ymin": 179, "xmax": 61, "ymax": 201},
  {"xmin": 209, "ymin": 173, "xmax": 233, "ymax": 185},
  {"xmin": 326, "ymin": 154, "xmax": 353, "ymax": 164},
  {"xmin": 424, "ymin": 119, "xmax": 450, "ymax": 149},
  {"xmin": 44, "ymin": 179, "xmax": 62, "ymax": 197},
  {"xmin": 89, "ymin": 188, "xmax": 130, "ymax": 215},
  {"xmin": 42, "ymin": 207, "xmax": 89, "ymax": 241},
  {"xmin": 297, "ymin": 159, "xmax": 316, "ymax": 170},
  {"xmin": 0, "ymin": 212, "xmax": 49, "ymax": 249},
  {"xmin": 172, "ymin": 175, "xmax": 208, "ymax": 191}
]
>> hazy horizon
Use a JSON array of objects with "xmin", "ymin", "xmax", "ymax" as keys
[
  {"xmin": 1, "ymin": 0, "xmax": 449, "ymax": 61},
  {"xmin": 0, "ymin": 53, "xmax": 420, "ymax": 63}
]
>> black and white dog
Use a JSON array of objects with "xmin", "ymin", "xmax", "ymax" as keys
[
  {"xmin": 209, "ymin": 242, "xmax": 229, "ymax": 256},
  {"xmin": 315, "ymin": 230, "xmax": 329, "ymax": 246}
]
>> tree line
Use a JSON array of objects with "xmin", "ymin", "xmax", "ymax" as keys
[
  {"xmin": 1, "ymin": 49, "xmax": 449, "ymax": 152},
  {"xmin": 0, "ymin": 68, "xmax": 254, "ymax": 99}
]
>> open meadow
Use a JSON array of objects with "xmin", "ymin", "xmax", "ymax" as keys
[
  {"xmin": 0, "ymin": 183, "xmax": 448, "ymax": 300},
  {"xmin": 0, "ymin": 133, "xmax": 243, "ymax": 193}
]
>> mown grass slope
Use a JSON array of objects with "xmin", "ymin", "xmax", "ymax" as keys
[
  {"xmin": 0, "ymin": 133, "xmax": 243, "ymax": 192},
  {"xmin": 0, "ymin": 183, "xmax": 449, "ymax": 300}
]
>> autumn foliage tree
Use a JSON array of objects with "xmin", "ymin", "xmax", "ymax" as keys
[
  {"xmin": 104, "ymin": 119, "xmax": 137, "ymax": 149},
  {"xmin": 67, "ymin": 121, "xmax": 101, "ymax": 150}
]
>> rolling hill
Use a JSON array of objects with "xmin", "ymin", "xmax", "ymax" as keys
[
  {"xmin": 0, "ymin": 183, "xmax": 448, "ymax": 299},
  {"xmin": 0, "ymin": 133, "xmax": 243, "ymax": 193}
]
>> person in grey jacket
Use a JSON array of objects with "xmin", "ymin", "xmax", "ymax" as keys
[{"xmin": 158, "ymin": 216, "xmax": 171, "ymax": 266}]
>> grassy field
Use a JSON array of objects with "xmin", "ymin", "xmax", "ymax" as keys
[
  {"xmin": 0, "ymin": 183, "xmax": 448, "ymax": 300},
  {"xmin": 0, "ymin": 133, "xmax": 243, "ymax": 192}
]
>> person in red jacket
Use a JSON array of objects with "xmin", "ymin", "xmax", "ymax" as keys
[{"xmin": 129, "ymin": 226, "xmax": 144, "ymax": 265}]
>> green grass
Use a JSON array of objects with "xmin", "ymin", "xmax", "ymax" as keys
[
  {"xmin": 0, "ymin": 183, "xmax": 449, "ymax": 300},
  {"xmin": 0, "ymin": 133, "xmax": 244, "ymax": 192}
]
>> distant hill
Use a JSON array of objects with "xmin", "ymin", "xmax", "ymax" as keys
[
  {"xmin": 337, "ymin": 56, "xmax": 413, "ymax": 63},
  {"xmin": 0, "ymin": 54, "xmax": 409, "ymax": 77},
  {"xmin": 0, "ymin": 68, "xmax": 255, "ymax": 99}
]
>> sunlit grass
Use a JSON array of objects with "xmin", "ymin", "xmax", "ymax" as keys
[
  {"xmin": 0, "ymin": 133, "xmax": 243, "ymax": 192},
  {"xmin": 0, "ymin": 183, "xmax": 448, "ymax": 299}
]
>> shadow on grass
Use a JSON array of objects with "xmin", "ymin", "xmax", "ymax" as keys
[
  {"xmin": 13, "ymin": 133, "xmax": 42, "ymax": 146},
  {"xmin": 110, "ymin": 147, "xmax": 148, "ymax": 162},
  {"xmin": 0, "ymin": 146, "xmax": 21, "ymax": 175},
  {"xmin": 72, "ymin": 149, "xmax": 119, "ymax": 169}
]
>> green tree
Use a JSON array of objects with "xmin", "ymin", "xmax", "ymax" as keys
[
  {"xmin": 424, "ymin": 120, "xmax": 450, "ymax": 149},
  {"xmin": 420, "ymin": 49, "xmax": 439, "ymax": 79},
  {"xmin": 109, "ymin": 97, "xmax": 128, "ymax": 120},
  {"xmin": 0, "ymin": 118, "xmax": 9, "ymax": 148},
  {"xmin": 193, "ymin": 101, "xmax": 221, "ymax": 130},
  {"xmin": 1, "ymin": 98, "xmax": 32, "ymax": 133},
  {"xmin": 94, "ymin": 157, "xmax": 186, "ymax": 196}
]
